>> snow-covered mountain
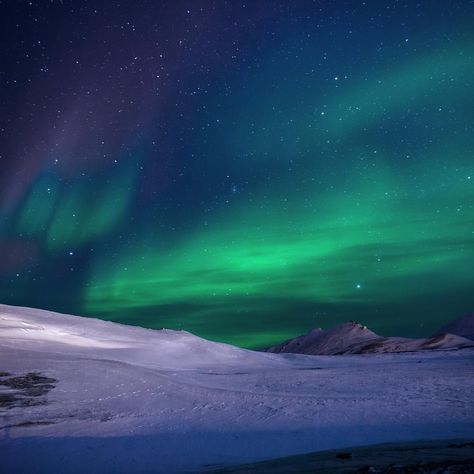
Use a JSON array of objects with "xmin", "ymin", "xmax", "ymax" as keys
[
  {"xmin": 266, "ymin": 320, "xmax": 474, "ymax": 355},
  {"xmin": 1, "ymin": 304, "xmax": 474, "ymax": 473},
  {"xmin": 436, "ymin": 313, "xmax": 474, "ymax": 341},
  {"xmin": 267, "ymin": 322, "xmax": 378, "ymax": 355}
]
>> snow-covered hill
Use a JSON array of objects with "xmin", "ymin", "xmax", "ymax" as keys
[
  {"xmin": 0, "ymin": 304, "xmax": 287, "ymax": 370},
  {"xmin": 1, "ymin": 304, "xmax": 474, "ymax": 473},
  {"xmin": 266, "ymin": 321, "xmax": 474, "ymax": 355}
]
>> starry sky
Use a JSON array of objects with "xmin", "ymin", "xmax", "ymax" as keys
[{"xmin": 0, "ymin": 0, "xmax": 473, "ymax": 348}]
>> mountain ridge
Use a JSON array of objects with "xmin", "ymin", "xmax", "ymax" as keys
[{"xmin": 266, "ymin": 316, "xmax": 474, "ymax": 355}]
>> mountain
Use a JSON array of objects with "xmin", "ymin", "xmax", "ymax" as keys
[
  {"xmin": 436, "ymin": 313, "xmax": 474, "ymax": 341},
  {"xmin": 266, "ymin": 320, "xmax": 474, "ymax": 355},
  {"xmin": 266, "ymin": 322, "xmax": 378, "ymax": 355}
]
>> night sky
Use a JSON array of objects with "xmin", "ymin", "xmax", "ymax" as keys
[{"xmin": 0, "ymin": 0, "xmax": 473, "ymax": 348}]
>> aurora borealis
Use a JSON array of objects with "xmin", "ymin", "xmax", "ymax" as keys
[{"xmin": 0, "ymin": 1, "xmax": 473, "ymax": 348}]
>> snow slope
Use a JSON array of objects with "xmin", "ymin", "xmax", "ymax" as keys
[
  {"xmin": 1, "ymin": 304, "xmax": 474, "ymax": 473},
  {"xmin": 266, "ymin": 321, "xmax": 474, "ymax": 355},
  {"xmin": 0, "ymin": 304, "xmax": 287, "ymax": 371}
]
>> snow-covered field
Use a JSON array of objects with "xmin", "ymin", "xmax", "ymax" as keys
[{"xmin": 1, "ymin": 304, "xmax": 473, "ymax": 473}]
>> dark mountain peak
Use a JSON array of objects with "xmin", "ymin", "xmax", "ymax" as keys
[
  {"xmin": 436, "ymin": 313, "xmax": 474, "ymax": 341},
  {"xmin": 267, "ymin": 320, "xmax": 380, "ymax": 355}
]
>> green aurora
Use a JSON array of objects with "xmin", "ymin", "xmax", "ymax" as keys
[
  {"xmin": 1, "ymin": 2, "xmax": 473, "ymax": 348},
  {"xmin": 83, "ymin": 41, "xmax": 474, "ymax": 348},
  {"xmin": 84, "ymin": 159, "xmax": 473, "ymax": 347}
]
